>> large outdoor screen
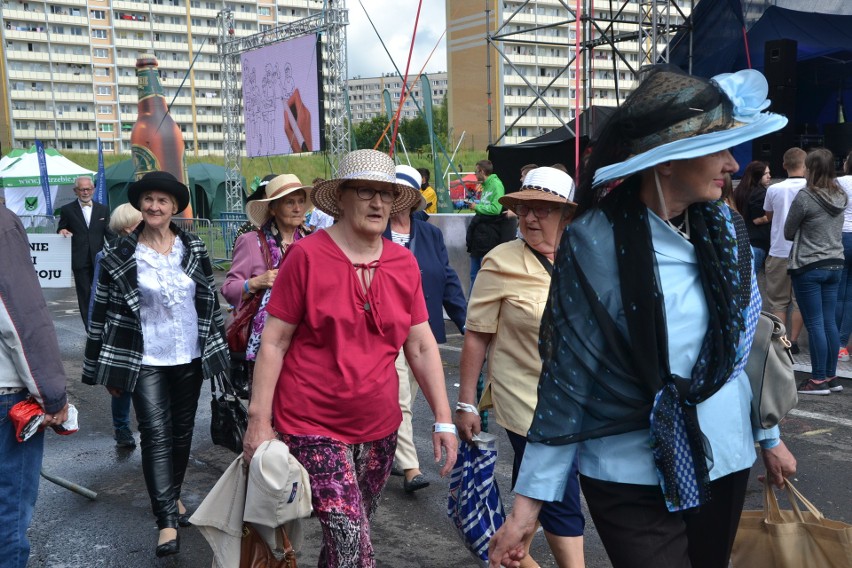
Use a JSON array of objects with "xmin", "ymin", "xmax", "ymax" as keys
[{"xmin": 241, "ymin": 34, "xmax": 323, "ymax": 157}]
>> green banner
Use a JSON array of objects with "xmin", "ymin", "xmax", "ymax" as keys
[
  {"xmin": 345, "ymin": 88, "xmax": 357, "ymax": 150},
  {"xmin": 420, "ymin": 73, "xmax": 452, "ymax": 212}
]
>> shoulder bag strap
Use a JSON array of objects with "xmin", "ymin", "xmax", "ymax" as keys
[
  {"xmin": 256, "ymin": 228, "xmax": 274, "ymax": 270},
  {"xmin": 525, "ymin": 243, "xmax": 554, "ymax": 277}
]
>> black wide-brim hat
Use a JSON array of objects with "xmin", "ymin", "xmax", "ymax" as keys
[{"xmin": 128, "ymin": 171, "xmax": 191, "ymax": 214}]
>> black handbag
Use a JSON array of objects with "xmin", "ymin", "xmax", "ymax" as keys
[{"xmin": 210, "ymin": 372, "xmax": 248, "ymax": 454}]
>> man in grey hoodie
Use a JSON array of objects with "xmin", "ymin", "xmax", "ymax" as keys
[
  {"xmin": 0, "ymin": 204, "xmax": 69, "ymax": 568},
  {"xmin": 783, "ymin": 148, "xmax": 848, "ymax": 395}
]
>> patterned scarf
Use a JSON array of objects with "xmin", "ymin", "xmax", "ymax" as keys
[
  {"xmin": 600, "ymin": 184, "xmax": 756, "ymax": 511},
  {"xmin": 245, "ymin": 220, "xmax": 304, "ymax": 360}
]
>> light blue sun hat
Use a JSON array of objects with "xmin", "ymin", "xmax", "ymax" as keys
[{"xmin": 593, "ymin": 68, "xmax": 788, "ymax": 187}]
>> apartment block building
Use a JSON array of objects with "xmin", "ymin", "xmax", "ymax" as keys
[
  {"xmin": 0, "ymin": 0, "xmax": 330, "ymax": 155},
  {"xmin": 347, "ymin": 71, "xmax": 447, "ymax": 124},
  {"xmin": 446, "ymin": 0, "xmax": 693, "ymax": 147}
]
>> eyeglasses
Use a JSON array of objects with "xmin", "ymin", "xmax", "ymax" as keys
[
  {"xmin": 351, "ymin": 186, "xmax": 397, "ymax": 203},
  {"xmin": 514, "ymin": 204, "xmax": 558, "ymax": 219}
]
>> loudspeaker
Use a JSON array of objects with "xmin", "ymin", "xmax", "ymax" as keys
[
  {"xmin": 764, "ymin": 39, "xmax": 798, "ymax": 88},
  {"xmin": 824, "ymin": 124, "xmax": 852, "ymax": 160},
  {"xmin": 754, "ymin": 39, "xmax": 799, "ymax": 174},
  {"xmin": 753, "ymin": 132, "xmax": 794, "ymax": 177}
]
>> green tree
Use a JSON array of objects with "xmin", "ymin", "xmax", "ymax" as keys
[
  {"xmin": 398, "ymin": 116, "xmax": 429, "ymax": 152},
  {"xmin": 353, "ymin": 116, "xmax": 391, "ymax": 153}
]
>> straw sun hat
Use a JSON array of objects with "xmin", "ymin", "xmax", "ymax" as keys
[
  {"xmin": 312, "ymin": 150, "xmax": 421, "ymax": 218},
  {"xmin": 245, "ymin": 174, "xmax": 313, "ymax": 227}
]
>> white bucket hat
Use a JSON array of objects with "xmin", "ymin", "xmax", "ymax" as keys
[
  {"xmin": 245, "ymin": 174, "xmax": 313, "ymax": 228},
  {"xmin": 499, "ymin": 166, "xmax": 577, "ymax": 211},
  {"xmin": 244, "ymin": 439, "xmax": 312, "ymax": 527},
  {"xmin": 395, "ymin": 164, "xmax": 427, "ymax": 213},
  {"xmin": 312, "ymin": 149, "xmax": 421, "ymax": 218}
]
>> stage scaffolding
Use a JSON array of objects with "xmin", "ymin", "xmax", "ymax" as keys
[
  {"xmin": 486, "ymin": 0, "xmax": 694, "ymax": 147},
  {"xmin": 217, "ymin": 5, "xmax": 349, "ymax": 212}
]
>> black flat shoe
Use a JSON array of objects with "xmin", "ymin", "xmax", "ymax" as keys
[
  {"xmin": 155, "ymin": 533, "xmax": 180, "ymax": 558},
  {"xmin": 177, "ymin": 512, "xmax": 191, "ymax": 527},
  {"xmin": 403, "ymin": 474, "xmax": 430, "ymax": 493}
]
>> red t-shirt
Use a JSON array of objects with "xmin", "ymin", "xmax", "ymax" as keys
[{"xmin": 265, "ymin": 230, "xmax": 429, "ymax": 443}]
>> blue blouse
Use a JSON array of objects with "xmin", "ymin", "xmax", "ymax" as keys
[{"xmin": 515, "ymin": 209, "xmax": 780, "ymax": 502}]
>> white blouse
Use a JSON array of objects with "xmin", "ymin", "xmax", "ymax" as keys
[{"xmin": 135, "ymin": 238, "xmax": 201, "ymax": 366}]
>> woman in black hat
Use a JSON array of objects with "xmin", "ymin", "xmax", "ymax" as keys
[
  {"xmin": 489, "ymin": 67, "xmax": 798, "ymax": 568},
  {"xmin": 82, "ymin": 171, "xmax": 230, "ymax": 558}
]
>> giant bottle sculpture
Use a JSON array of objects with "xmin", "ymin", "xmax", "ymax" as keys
[{"xmin": 130, "ymin": 54, "xmax": 192, "ymax": 218}]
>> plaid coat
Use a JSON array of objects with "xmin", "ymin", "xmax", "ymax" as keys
[{"xmin": 83, "ymin": 222, "xmax": 230, "ymax": 391}]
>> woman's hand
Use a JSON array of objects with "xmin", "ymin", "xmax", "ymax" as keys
[
  {"xmin": 760, "ymin": 440, "xmax": 797, "ymax": 488},
  {"xmin": 250, "ymin": 269, "xmax": 278, "ymax": 292},
  {"xmin": 242, "ymin": 417, "xmax": 277, "ymax": 463},
  {"xmin": 488, "ymin": 496, "xmax": 542, "ymax": 567},
  {"xmin": 454, "ymin": 409, "xmax": 482, "ymax": 443},
  {"xmin": 432, "ymin": 431, "xmax": 459, "ymax": 477},
  {"xmin": 106, "ymin": 386, "xmax": 123, "ymax": 398}
]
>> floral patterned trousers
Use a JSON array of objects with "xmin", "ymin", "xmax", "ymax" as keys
[{"xmin": 282, "ymin": 432, "xmax": 397, "ymax": 568}]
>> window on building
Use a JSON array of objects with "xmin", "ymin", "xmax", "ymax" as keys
[
  {"xmin": 61, "ymin": 141, "xmax": 74, "ymax": 150},
  {"xmin": 260, "ymin": 24, "xmax": 272, "ymax": 32},
  {"xmin": 98, "ymin": 105, "xmax": 111, "ymax": 114},
  {"xmin": 59, "ymin": 122, "xmax": 72, "ymax": 131},
  {"xmin": 102, "ymin": 141, "xmax": 114, "ymax": 151},
  {"xmin": 93, "ymin": 48, "xmax": 108, "ymax": 58},
  {"xmin": 99, "ymin": 124, "xmax": 114, "ymax": 132},
  {"xmin": 259, "ymin": 7, "xmax": 271, "ymax": 16},
  {"xmin": 92, "ymin": 29, "xmax": 107, "ymax": 39},
  {"xmin": 90, "ymin": 10, "xmax": 105, "ymax": 20},
  {"xmin": 95, "ymin": 67, "xmax": 110, "ymax": 77},
  {"xmin": 97, "ymin": 86, "xmax": 112, "ymax": 96}
]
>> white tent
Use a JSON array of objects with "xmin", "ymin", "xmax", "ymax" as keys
[{"xmin": 0, "ymin": 146, "xmax": 94, "ymax": 217}]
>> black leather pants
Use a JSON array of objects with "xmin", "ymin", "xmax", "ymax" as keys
[{"xmin": 132, "ymin": 360, "xmax": 203, "ymax": 530}]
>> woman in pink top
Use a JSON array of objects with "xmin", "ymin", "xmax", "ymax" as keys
[
  {"xmin": 221, "ymin": 174, "xmax": 312, "ymax": 396},
  {"xmin": 242, "ymin": 150, "xmax": 458, "ymax": 567}
]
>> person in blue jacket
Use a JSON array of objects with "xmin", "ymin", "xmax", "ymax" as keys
[{"xmin": 385, "ymin": 165, "xmax": 467, "ymax": 492}]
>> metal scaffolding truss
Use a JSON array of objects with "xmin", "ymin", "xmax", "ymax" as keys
[
  {"xmin": 487, "ymin": 0, "xmax": 693, "ymax": 145},
  {"xmin": 217, "ymin": 5, "xmax": 349, "ymax": 212}
]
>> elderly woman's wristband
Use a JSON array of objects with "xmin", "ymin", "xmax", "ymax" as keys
[
  {"xmin": 433, "ymin": 422, "xmax": 458, "ymax": 434},
  {"xmin": 759, "ymin": 438, "xmax": 781, "ymax": 450},
  {"xmin": 455, "ymin": 402, "xmax": 480, "ymax": 416},
  {"xmin": 243, "ymin": 280, "xmax": 251, "ymax": 294}
]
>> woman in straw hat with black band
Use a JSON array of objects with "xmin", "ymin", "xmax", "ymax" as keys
[
  {"xmin": 222, "ymin": 173, "xmax": 312, "ymax": 396},
  {"xmin": 456, "ymin": 167, "xmax": 584, "ymax": 568},
  {"xmin": 83, "ymin": 171, "xmax": 230, "ymax": 558},
  {"xmin": 489, "ymin": 67, "xmax": 797, "ymax": 568},
  {"xmin": 242, "ymin": 149, "xmax": 457, "ymax": 567}
]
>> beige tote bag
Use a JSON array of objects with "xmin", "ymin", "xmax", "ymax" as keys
[{"xmin": 732, "ymin": 479, "xmax": 852, "ymax": 568}]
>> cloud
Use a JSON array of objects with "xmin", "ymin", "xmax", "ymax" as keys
[{"xmin": 346, "ymin": 1, "xmax": 447, "ymax": 79}]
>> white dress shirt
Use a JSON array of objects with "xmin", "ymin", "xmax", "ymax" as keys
[{"xmin": 135, "ymin": 238, "xmax": 201, "ymax": 366}]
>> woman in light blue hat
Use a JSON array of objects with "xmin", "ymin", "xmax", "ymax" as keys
[{"xmin": 490, "ymin": 66, "xmax": 798, "ymax": 568}]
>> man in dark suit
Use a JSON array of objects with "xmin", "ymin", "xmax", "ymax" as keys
[{"xmin": 57, "ymin": 176, "xmax": 110, "ymax": 326}]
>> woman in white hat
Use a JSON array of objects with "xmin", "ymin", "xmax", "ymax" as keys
[
  {"xmin": 83, "ymin": 171, "xmax": 230, "ymax": 558},
  {"xmin": 490, "ymin": 67, "xmax": 798, "ymax": 568},
  {"xmin": 222, "ymin": 173, "xmax": 312, "ymax": 393},
  {"xmin": 455, "ymin": 167, "xmax": 584, "ymax": 568},
  {"xmin": 242, "ymin": 149, "xmax": 457, "ymax": 567}
]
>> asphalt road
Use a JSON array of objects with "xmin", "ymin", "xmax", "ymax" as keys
[{"xmin": 25, "ymin": 281, "xmax": 852, "ymax": 568}]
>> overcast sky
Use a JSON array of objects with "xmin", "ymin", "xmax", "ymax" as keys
[{"xmin": 346, "ymin": 1, "xmax": 447, "ymax": 79}]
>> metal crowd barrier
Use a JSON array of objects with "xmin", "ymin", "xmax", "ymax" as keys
[
  {"xmin": 19, "ymin": 215, "xmax": 58, "ymax": 234},
  {"xmin": 172, "ymin": 215, "xmax": 247, "ymax": 269}
]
